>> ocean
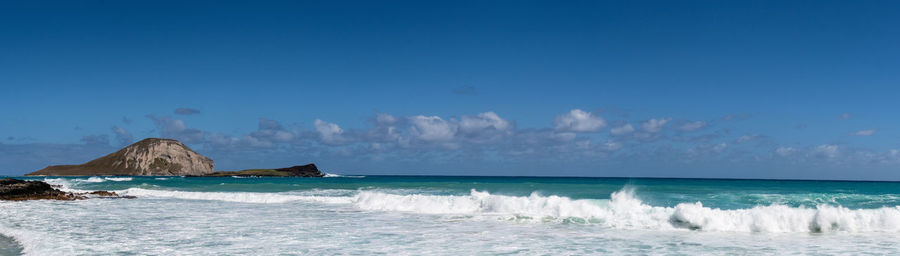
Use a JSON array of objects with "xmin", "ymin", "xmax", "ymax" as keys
[{"xmin": 2, "ymin": 175, "xmax": 900, "ymax": 255}]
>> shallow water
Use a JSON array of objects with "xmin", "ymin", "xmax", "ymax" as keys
[
  {"xmin": 0, "ymin": 234, "xmax": 23, "ymax": 256},
  {"xmin": 2, "ymin": 176, "xmax": 900, "ymax": 255}
]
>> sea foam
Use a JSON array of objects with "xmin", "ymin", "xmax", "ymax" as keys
[
  {"xmin": 115, "ymin": 187, "xmax": 900, "ymax": 233},
  {"xmin": 120, "ymin": 188, "xmax": 354, "ymax": 204},
  {"xmin": 72, "ymin": 177, "xmax": 133, "ymax": 183}
]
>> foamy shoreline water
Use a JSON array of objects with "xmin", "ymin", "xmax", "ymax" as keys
[
  {"xmin": 3, "ymin": 176, "xmax": 900, "ymax": 255},
  {"xmin": 0, "ymin": 233, "xmax": 23, "ymax": 256}
]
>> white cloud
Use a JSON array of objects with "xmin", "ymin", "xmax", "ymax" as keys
[
  {"xmin": 853, "ymin": 129, "xmax": 876, "ymax": 136},
  {"xmin": 459, "ymin": 112, "xmax": 510, "ymax": 132},
  {"xmin": 775, "ymin": 147, "xmax": 796, "ymax": 157},
  {"xmin": 408, "ymin": 115, "xmax": 456, "ymax": 141},
  {"xmin": 207, "ymin": 133, "xmax": 238, "ymax": 146},
  {"xmin": 456, "ymin": 112, "xmax": 513, "ymax": 143},
  {"xmin": 251, "ymin": 118, "xmax": 295, "ymax": 143},
  {"xmin": 314, "ymin": 119, "xmax": 344, "ymax": 143},
  {"xmin": 147, "ymin": 115, "xmax": 204, "ymax": 143},
  {"xmin": 641, "ymin": 118, "xmax": 671, "ymax": 133},
  {"xmin": 554, "ymin": 109, "xmax": 606, "ymax": 132},
  {"xmin": 837, "ymin": 113, "xmax": 852, "ymax": 120},
  {"xmin": 375, "ymin": 113, "xmax": 397, "ymax": 125},
  {"xmin": 678, "ymin": 121, "xmax": 706, "ymax": 131},
  {"xmin": 609, "ymin": 124, "xmax": 635, "ymax": 136},
  {"xmin": 813, "ymin": 144, "xmax": 839, "ymax": 159}
]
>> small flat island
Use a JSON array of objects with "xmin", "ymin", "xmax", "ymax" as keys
[{"xmin": 191, "ymin": 164, "xmax": 324, "ymax": 177}]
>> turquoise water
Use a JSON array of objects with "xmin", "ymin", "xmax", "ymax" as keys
[
  {"xmin": 49, "ymin": 176, "xmax": 900, "ymax": 209},
  {"xmin": 2, "ymin": 175, "xmax": 900, "ymax": 255}
]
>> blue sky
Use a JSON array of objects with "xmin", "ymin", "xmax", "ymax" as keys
[{"xmin": 1, "ymin": 1, "xmax": 899, "ymax": 179}]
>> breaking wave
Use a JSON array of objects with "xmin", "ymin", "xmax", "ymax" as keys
[
  {"xmin": 73, "ymin": 177, "xmax": 133, "ymax": 183},
  {"xmin": 114, "ymin": 188, "xmax": 900, "ymax": 233},
  {"xmin": 323, "ymin": 173, "xmax": 365, "ymax": 178},
  {"xmin": 120, "ymin": 188, "xmax": 354, "ymax": 204}
]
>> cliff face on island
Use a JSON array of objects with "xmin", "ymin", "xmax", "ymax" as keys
[{"xmin": 26, "ymin": 138, "xmax": 214, "ymax": 176}]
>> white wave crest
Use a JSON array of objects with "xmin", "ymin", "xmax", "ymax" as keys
[
  {"xmin": 670, "ymin": 202, "xmax": 900, "ymax": 232},
  {"xmin": 323, "ymin": 173, "xmax": 365, "ymax": 178},
  {"xmin": 72, "ymin": 177, "xmax": 133, "ymax": 183},
  {"xmin": 112, "ymin": 187, "xmax": 900, "ymax": 233},
  {"xmin": 353, "ymin": 189, "xmax": 672, "ymax": 228},
  {"xmin": 81, "ymin": 177, "xmax": 106, "ymax": 183},
  {"xmin": 120, "ymin": 188, "xmax": 354, "ymax": 204},
  {"xmin": 354, "ymin": 189, "xmax": 900, "ymax": 232}
]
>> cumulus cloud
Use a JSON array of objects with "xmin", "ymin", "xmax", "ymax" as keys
[
  {"xmin": 554, "ymin": 109, "xmax": 606, "ymax": 132},
  {"xmin": 408, "ymin": 115, "xmax": 456, "ymax": 141},
  {"xmin": 609, "ymin": 124, "xmax": 635, "ymax": 136},
  {"xmin": 243, "ymin": 118, "xmax": 299, "ymax": 147},
  {"xmin": 813, "ymin": 144, "xmax": 840, "ymax": 159},
  {"xmin": 174, "ymin": 108, "xmax": 201, "ymax": 115},
  {"xmin": 10, "ymin": 107, "xmax": 900, "ymax": 178},
  {"xmin": 853, "ymin": 129, "xmax": 876, "ymax": 136},
  {"xmin": 459, "ymin": 112, "xmax": 510, "ymax": 132},
  {"xmin": 641, "ymin": 118, "xmax": 671, "ymax": 133},
  {"xmin": 71, "ymin": 111, "xmax": 897, "ymax": 176},
  {"xmin": 376, "ymin": 113, "xmax": 398, "ymax": 125},
  {"xmin": 147, "ymin": 115, "xmax": 205, "ymax": 143},
  {"xmin": 314, "ymin": 119, "xmax": 345, "ymax": 144},
  {"xmin": 458, "ymin": 112, "xmax": 512, "ymax": 142}
]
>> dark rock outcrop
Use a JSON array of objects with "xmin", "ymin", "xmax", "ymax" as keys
[
  {"xmin": 26, "ymin": 138, "xmax": 214, "ymax": 176},
  {"xmin": 0, "ymin": 179, "xmax": 132, "ymax": 201},
  {"xmin": 273, "ymin": 164, "xmax": 325, "ymax": 177},
  {"xmin": 193, "ymin": 163, "xmax": 325, "ymax": 177}
]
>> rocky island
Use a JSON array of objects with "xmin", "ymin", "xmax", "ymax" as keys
[
  {"xmin": 26, "ymin": 138, "xmax": 215, "ymax": 176},
  {"xmin": 24, "ymin": 137, "xmax": 326, "ymax": 177}
]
